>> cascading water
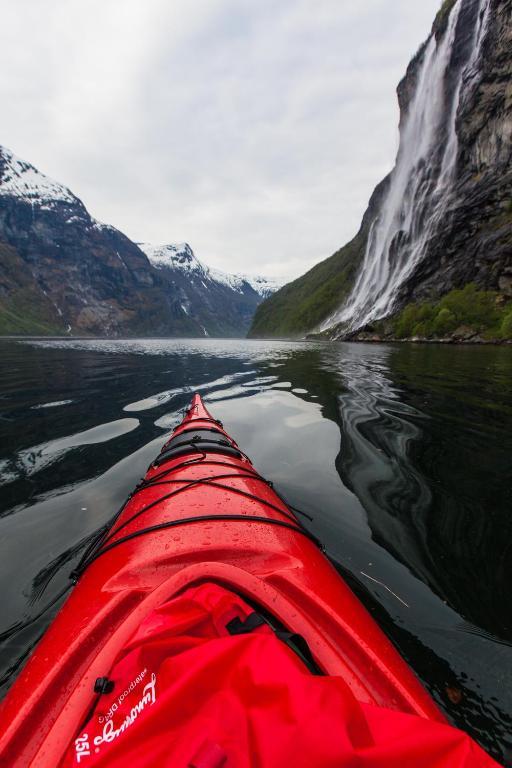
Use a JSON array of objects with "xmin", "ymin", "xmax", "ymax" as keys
[{"xmin": 321, "ymin": 0, "xmax": 492, "ymax": 334}]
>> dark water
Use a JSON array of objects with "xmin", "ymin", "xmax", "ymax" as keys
[{"xmin": 0, "ymin": 337, "xmax": 511, "ymax": 764}]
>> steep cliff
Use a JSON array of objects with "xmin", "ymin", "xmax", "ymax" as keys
[
  {"xmin": 250, "ymin": 0, "xmax": 512, "ymax": 339},
  {"xmin": 0, "ymin": 146, "xmax": 275, "ymax": 337}
]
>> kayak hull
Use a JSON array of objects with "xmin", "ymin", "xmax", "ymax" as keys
[{"xmin": 0, "ymin": 394, "xmax": 444, "ymax": 766}]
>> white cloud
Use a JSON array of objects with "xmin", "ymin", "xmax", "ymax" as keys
[{"xmin": 0, "ymin": 0, "xmax": 440, "ymax": 280}]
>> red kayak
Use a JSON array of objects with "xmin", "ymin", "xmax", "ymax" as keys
[{"xmin": 0, "ymin": 394, "xmax": 498, "ymax": 767}]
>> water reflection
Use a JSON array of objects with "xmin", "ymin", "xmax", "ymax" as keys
[
  {"xmin": 1, "ymin": 418, "xmax": 139, "ymax": 486},
  {"xmin": 255, "ymin": 342, "xmax": 512, "ymax": 763},
  {"xmin": 0, "ymin": 338, "xmax": 511, "ymax": 763},
  {"xmin": 322, "ymin": 344, "xmax": 512, "ymax": 641},
  {"xmin": 247, "ymin": 342, "xmax": 512, "ymax": 636}
]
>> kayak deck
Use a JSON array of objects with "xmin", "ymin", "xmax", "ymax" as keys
[{"xmin": 0, "ymin": 394, "xmax": 451, "ymax": 765}]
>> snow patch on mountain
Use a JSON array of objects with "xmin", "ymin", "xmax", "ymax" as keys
[
  {"xmin": 139, "ymin": 242, "xmax": 278, "ymax": 298},
  {"xmin": 236, "ymin": 273, "xmax": 280, "ymax": 299},
  {"xmin": 0, "ymin": 146, "xmax": 78, "ymax": 209},
  {"xmin": 91, "ymin": 219, "xmax": 120, "ymax": 233},
  {"xmin": 141, "ymin": 243, "xmax": 207, "ymax": 275},
  {"xmin": 209, "ymin": 267, "xmax": 279, "ymax": 298}
]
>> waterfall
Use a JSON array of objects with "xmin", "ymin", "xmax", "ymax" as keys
[{"xmin": 321, "ymin": 0, "xmax": 492, "ymax": 334}]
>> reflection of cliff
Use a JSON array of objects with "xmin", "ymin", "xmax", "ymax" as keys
[
  {"xmin": 257, "ymin": 343, "xmax": 512, "ymax": 765},
  {"xmin": 258, "ymin": 344, "xmax": 512, "ymax": 764},
  {"xmin": 330, "ymin": 344, "xmax": 512, "ymax": 641},
  {"xmin": 257, "ymin": 343, "xmax": 512, "ymax": 639}
]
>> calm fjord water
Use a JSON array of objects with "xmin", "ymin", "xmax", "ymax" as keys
[{"xmin": 0, "ymin": 337, "xmax": 511, "ymax": 764}]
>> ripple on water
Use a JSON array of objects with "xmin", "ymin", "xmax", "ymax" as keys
[
  {"xmin": 123, "ymin": 372, "xmax": 256, "ymax": 412},
  {"xmin": 1, "ymin": 418, "xmax": 140, "ymax": 483},
  {"xmin": 31, "ymin": 399, "xmax": 74, "ymax": 410},
  {"xmin": 154, "ymin": 412, "xmax": 182, "ymax": 430},
  {"xmin": 124, "ymin": 391, "xmax": 178, "ymax": 412}
]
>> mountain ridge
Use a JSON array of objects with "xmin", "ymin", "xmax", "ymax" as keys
[
  {"xmin": 140, "ymin": 242, "xmax": 277, "ymax": 299},
  {"xmin": 0, "ymin": 145, "xmax": 275, "ymax": 337}
]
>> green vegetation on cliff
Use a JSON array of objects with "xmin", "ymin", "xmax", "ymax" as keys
[
  {"xmin": 433, "ymin": 0, "xmax": 457, "ymax": 34},
  {"xmin": 0, "ymin": 242, "xmax": 66, "ymax": 335},
  {"xmin": 0, "ymin": 303, "xmax": 63, "ymax": 335},
  {"xmin": 389, "ymin": 284, "xmax": 512, "ymax": 340},
  {"xmin": 248, "ymin": 231, "xmax": 365, "ymax": 337}
]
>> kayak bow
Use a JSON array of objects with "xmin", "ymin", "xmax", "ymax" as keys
[{"xmin": 0, "ymin": 394, "xmax": 498, "ymax": 767}]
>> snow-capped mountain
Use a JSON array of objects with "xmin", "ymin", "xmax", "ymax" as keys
[
  {"xmin": 141, "ymin": 242, "xmax": 278, "ymax": 299},
  {"xmin": 138, "ymin": 242, "xmax": 278, "ymax": 337},
  {"xmin": 0, "ymin": 144, "xmax": 276, "ymax": 337},
  {"xmin": 0, "ymin": 144, "xmax": 183, "ymax": 337},
  {"xmin": 0, "ymin": 145, "xmax": 78, "ymax": 210},
  {"xmin": 209, "ymin": 268, "xmax": 278, "ymax": 300}
]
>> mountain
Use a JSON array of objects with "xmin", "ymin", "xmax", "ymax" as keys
[
  {"xmin": 0, "ymin": 145, "xmax": 185, "ymax": 337},
  {"xmin": 139, "ymin": 242, "xmax": 278, "ymax": 337},
  {"xmin": 250, "ymin": 0, "xmax": 512, "ymax": 340},
  {"xmin": 0, "ymin": 146, "xmax": 275, "ymax": 337},
  {"xmin": 141, "ymin": 243, "xmax": 276, "ymax": 299}
]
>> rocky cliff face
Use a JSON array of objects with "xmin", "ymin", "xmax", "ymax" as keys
[
  {"xmin": 250, "ymin": 0, "xmax": 512, "ymax": 339},
  {"xmin": 0, "ymin": 146, "xmax": 275, "ymax": 337},
  {"xmin": 392, "ymin": 0, "xmax": 512, "ymax": 310}
]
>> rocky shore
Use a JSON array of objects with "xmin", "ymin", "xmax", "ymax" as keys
[{"xmin": 345, "ymin": 329, "xmax": 512, "ymax": 345}]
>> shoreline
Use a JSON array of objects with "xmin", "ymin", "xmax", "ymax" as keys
[
  {"xmin": 2, "ymin": 333, "xmax": 511, "ymax": 347},
  {"xmin": 339, "ymin": 334, "xmax": 512, "ymax": 346}
]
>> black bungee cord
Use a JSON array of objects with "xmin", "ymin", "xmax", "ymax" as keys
[
  {"xmin": 71, "ymin": 470, "xmax": 319, "ymax": 580},
  {"xmin": 0, "ymin": 428, "xmax": 321, "ymax": 646},
  {"xmin": 70, "ymin": 514, "xmax": 324, "ymax": 576}
]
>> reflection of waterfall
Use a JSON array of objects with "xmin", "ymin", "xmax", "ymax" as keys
[
  {"xmin": 321, "ymin": 0, "xmax": 491, "ymax": 333},
  {"xmin": 327, "ymin": 346, "xmax": 440, "ymax": 592}
]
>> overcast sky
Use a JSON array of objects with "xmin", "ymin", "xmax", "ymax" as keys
[{"xmin": 0, "ymin": 0, "xmax": 440, "ymax": 280}]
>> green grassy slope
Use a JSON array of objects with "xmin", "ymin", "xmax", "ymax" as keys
[
  {"xmin": 248, "ymin": 229, "xmax": 366, "ymax": 338},
  {"xmin": 386, "ymin": 284, "xmax": 512, "ymax": 340},
  {"xmin": 0, "ymin": 242, "xmax": 66, "ymax": 335}
]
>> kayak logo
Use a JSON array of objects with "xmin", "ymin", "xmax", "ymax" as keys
[
  {"xmin": 94, "ymin": 673, "xmax": 157, "ymax": 747},
  {"xmin": 100, "ymin": 667, "xmax": 149, "ymax": 722},
  {"xmin": 73, "ymin": 673, "xmax": 157, "ymax": 763}
]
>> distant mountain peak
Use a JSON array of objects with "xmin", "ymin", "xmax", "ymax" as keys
[
  {"xmin": 139, "ymin": 241, "xmax": 279, "ymax": 299},
  {"xmin": 139, "ymin": 242, "xmax": 203, "ymax": 272},
  {"xmin": 0, "ymin": 145, "xmax": 79, "ymax": 210}
]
